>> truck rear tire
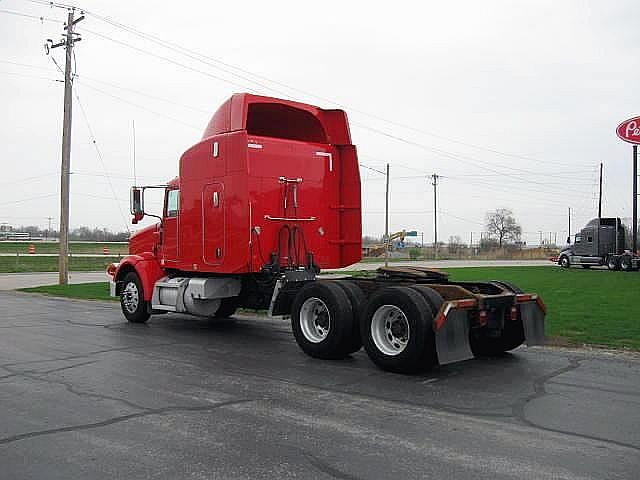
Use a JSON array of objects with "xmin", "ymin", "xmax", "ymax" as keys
[
  {"xmin": 332, "ymin": 280, "xmax": 365, "ymax": 354},
  {"xmin": 291, "ymin": 281, "xmax": 355, "ymax": 360},
  {"xmin": 120, "ymin": 271, "xmax": 150, "ymax": 324},
  {"xmin": 361, "ymin": 286, "xmax": 435, "ymax": 374},
  {"xmin": 491, "ymin": 280, "xmax": 524, "ymax": 294},
  {"xmin": 620, "ymin": 255, "xmax": 633, "ymax": 272},
  {"xmin": 470, "ymin": 317, "xmax": 525, "ymax": 357},
  {"xmin": 607, "ymin": 256, "xmax": 620, "ymax": 271}
]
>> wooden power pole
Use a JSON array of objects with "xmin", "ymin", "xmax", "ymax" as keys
[
  {"xmin": 49, "ymin": 9, "xmax": 83, "ymax": 284},
  {"xmin": 431, "ymin": 174, "xmax": 440, "ymax": 259},
  {"xmin": 598, "ymin": 162, "xmax": 603, "ymax": 219},
  {"xmin": 384, "ymin": 163, "xmax": 390, "ymax": 267}
]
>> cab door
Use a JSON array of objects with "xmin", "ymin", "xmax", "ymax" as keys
[
  {"xmin": 203, "ymin": 183, "xmax": 225, "ymax": 265},
  {"xmin": 161, "ymin": 188, "xmax": 179, "ymax": 264}
]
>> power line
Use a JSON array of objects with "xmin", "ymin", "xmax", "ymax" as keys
[
  {"xmin": 0, "ymin": 172, "xmax": 57, "ymax": 187},
  {"xmin": 81, "ymin": 27, "xmax": 261, "ymax": 94},
  {"xmin": 0, "ymin": 193, "xmax": 58, "ymax": 206},
  {"xmin": 75, "ymin": 74, "xmax": 210, "ymax": 114},
  {"xmin": 0, "ymin": 8, "xmax": 62, "ymax": 23},
  {"xmin": 73, "ymin": 84, "xmax": 131, "ymax": 233},
  {"xmin": 13, "ymin": 3, "xmax": 599, "ymax": 180},
  {"xmin": 75, "ymin": 80, "xmax": 201, "ymax": 130},
  {"xmin": 0, "ymin": 70, "xmax": 62, "ymax": 82},
  {"xmin": 81, "ymin": 5, "xmax": 589, "ymax": 170}
]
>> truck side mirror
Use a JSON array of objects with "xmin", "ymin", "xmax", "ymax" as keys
[
  {"xmin": 566, "ymin": 236, "xmax": 570, "ymax": 244},
  {"xmin": 130, "ymin": 187, "xmax": 144, "ymax": 224}
]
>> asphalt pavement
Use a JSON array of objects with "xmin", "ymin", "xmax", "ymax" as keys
[
  {"xmin": 0, "ymin": 271, "xmax": 109, "ymax": 290},
  {"xmin": 1, "ymin": 292, "xmax": 638, "ymax": 479}
]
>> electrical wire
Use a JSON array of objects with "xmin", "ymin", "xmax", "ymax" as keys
[
  {"xmin": 0, "ymin": 70, "xmax": 62, "ymax": 82},
  {"xmin": 81, "ymin": 4, "xmax": 590, "ymax": 170},
  {"xmin": 75, "ymin": 80, "xmax": 202, "ymax": 130},
  {"xmin": 73, "ymin": 84, "xmax": 131, "ymax": 232},
  {"xmin": 0, "ymin": 8, "xmax": 62, "ymax": 23},
  {"xmin": 0, "ymin": 193, "xmax": 57, "ymax": 206}
]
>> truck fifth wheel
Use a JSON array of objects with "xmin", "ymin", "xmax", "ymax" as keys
[{"xmin": 107, "ymin": 93, "xmax": 546, "ymax": 373}]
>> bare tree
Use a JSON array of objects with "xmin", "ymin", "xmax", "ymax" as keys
[
  {"xmin": 485, "ymin": 208, "xmax": 522, "ymax": 248},
  {"xmin": 448, "ymin": 235, "xmax": 463, "ymax": 255}
]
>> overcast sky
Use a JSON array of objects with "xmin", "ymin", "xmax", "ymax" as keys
[{"xmin": 1, "ymin": 0, "xmax": 638, "ymax": 245}]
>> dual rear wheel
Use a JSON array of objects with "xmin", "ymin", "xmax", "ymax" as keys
[{"xmin": 291, "ymin": 282, "xmax": 439, "ymax": 373}]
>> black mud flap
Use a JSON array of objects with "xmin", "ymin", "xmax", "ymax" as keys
[
  {"xmin": 435, "ymin": 309, "xmax": 474, "ymax": 365},
  {"xmin": 520, "ymin": 303, "xmax": 545, "ymax": 346}
]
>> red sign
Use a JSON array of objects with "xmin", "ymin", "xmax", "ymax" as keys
[{"xmin": 616, "ymin": 116, "xmax": 640, "ymax": 144}]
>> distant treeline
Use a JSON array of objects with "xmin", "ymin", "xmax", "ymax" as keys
[{"xmin": 9, "ymin": 225, "xmax": 129, "ymax": 242}]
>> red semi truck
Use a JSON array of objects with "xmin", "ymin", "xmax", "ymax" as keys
[{"xmin": 107, "ymin": 93, "xmax": 546, "ymax": 373}]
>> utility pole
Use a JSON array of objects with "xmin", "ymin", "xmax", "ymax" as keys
[
  {"xmin": 567, "ymin": 207, "xmax": 571, "ymax": 243},
  {"xmin": 598, "ymin": 162, "xmax": 603, "ymax": 219},
  {"xmin": 384, "ymin": 163, "xmax": 390, "ymax": 267},
  {"xmin": 46, "ymin": 216, "xmax": 53, "ymax": 241},
  {"xmin": 633, "ymin": 145, "xmax": 638, "ymax": 254},
  {"xmin": 431, "ymin": 174, "xmax": 440, "ymax": 259},
  {"xmin": 49, "ymin": 9, "xmax": 83, "ymax": 285}
]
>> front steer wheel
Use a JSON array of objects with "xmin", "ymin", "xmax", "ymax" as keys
[
  {"xmin": 214, "ymin": 297, "xmax": 239, "ymax": 318},
  {"xmin": 291, "ymin": 282, "xmax": 356, "ymax": 360},
  {"xmin": 120, "ymin": 271, "xmax": 150, "ymax": 323}
]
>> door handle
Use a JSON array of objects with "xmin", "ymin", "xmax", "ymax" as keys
[{"xmin": 213, "ymin": 191, "xmax": 219, "ymax": 207}]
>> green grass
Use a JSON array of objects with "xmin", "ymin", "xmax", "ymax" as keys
[
  {"xmin": 19, "ymin": 282, "xmax": 115, "ymax": 301},
  {"xmin": 0, "ymin": 256, "xmax": 120, "ymax": 273},
  {"xmin": 17, "ymin": 266, "xmax": 640, "ymax": 351},
  {"xmin": 442, "ymin": 267, "xmax": 640, "ymax": 350},
  {"xmin": 0, "ymin": 242, "xmax": 127, "ymax": 255}
]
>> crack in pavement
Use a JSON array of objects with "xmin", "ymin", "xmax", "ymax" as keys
[
  {"xmin": 511, "ymin": 356, "xmax": 640, "ymax": 452},
  {"xmin": 304, "ymin": 451, "xmax": 364, "ymax": 480},
  {"xmin": 1, "ymin": 361, "xmax": 149, "ymax": 411},
  {"xmin": 0, "ymin": 360, "xmax": 99, "ymax": 381},
  {"xmin": 0, "ymin": 398, "xmax": 256, "ymax": 446},
  {"xmin": 0, "ymin": 341, "xmax": 185, "ymax": 369}
]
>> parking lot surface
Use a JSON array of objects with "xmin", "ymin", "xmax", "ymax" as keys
[{"xmin": 1, "ymin": 291, "xmax": 638, "ymax": 479}]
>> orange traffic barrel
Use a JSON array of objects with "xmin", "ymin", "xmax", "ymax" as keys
[{"xmin": 28, "ymin": 244, "xmax": 36, "ymax": 254}]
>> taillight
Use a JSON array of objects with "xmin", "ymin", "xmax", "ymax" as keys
[
  {"xmin": 479, "ymin": 310, "xmax": 488, "ymax": 326},
  {"xmin": 510, "ymin": 306, "xmax": 518, "ymax": 321}
]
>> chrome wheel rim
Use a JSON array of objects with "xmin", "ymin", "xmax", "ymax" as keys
[
  {"xmin": 299, "ymin": 297, "xmax": 330, "ymax": 343},
  {"xmin": 371, "ymin": 305, "xmax": 410, "ymax": 356},
  {"xmin": 122, "ymin": 281, "xmax": 140, "ymax": 314}
]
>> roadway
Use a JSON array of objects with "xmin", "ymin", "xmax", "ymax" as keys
[{"xmin": 1, "ymin": 292, "xmax": 638, "ymax": 479}]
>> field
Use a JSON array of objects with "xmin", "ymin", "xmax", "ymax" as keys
[
  {"xmin": 18, "ymin": 266, "xmax": 640, "ymax": 351},
  {"xmin": 20, "ymin": 282, "xmax": 115, "ymax": 301},
  {"xmin": 0, "ymin": 255, "xmax": 121, "ymax": 273},
  {"xmin": 444, "ymin": 267, "xmax": 640, "ymax": 350},
  {"xmin": 0, "ymin": 241, "xmax": 128, "ymax": 255}
]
